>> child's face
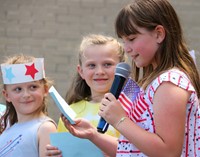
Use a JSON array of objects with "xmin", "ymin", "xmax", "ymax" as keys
[
  {"xmin": 78, "ymin": 44, "xmax": 120, "ymax": 97},
  {"xmin": 3, "ymin": 80, "xmax": 48, "ymax": 118},
  {"xmin": 122, "ymin": 27, "xmax": 162, "ymax": 69}
]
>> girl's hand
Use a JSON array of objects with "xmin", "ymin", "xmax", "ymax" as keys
[
  {"xmin": 45, "ymin": 144, "xmax": 62, "ymax": 157},
  {"xmin": 99, "ymin": 93, "xmax": 127, "ymax": 128},
  {"xmin": 61, "ymin": 115, "xmax": 97, "ymax": 141}
]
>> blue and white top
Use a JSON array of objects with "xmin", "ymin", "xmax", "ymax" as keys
[{"xmin": 0, "ymin": 116, "xmax": 55, "ymax": 157}]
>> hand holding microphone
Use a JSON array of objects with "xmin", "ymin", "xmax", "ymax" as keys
[{"xmin": 97, "ymin": 62, "xmax": 131, "ymax": 133}]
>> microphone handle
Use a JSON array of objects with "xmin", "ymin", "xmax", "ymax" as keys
[
  {"xmin": 97, "ymin": 117, "xmax": 109, "ymax": 133},
  {"xmin": 97, "ymin": 76, "xmax": 126, "ymax": 133}
]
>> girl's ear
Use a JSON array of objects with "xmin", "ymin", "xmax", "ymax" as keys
[
  {"xmin": 2, "ymin": 89, "xmax": 11, "ymax": 102},
  {"xmin": 155, "ymin": 25, "xmax": 165, "ymax": 44},
  {"xmin": 44, "ymin": 85, "xmax": 49, "ymax": 97},
  {"xmin": 77, "ymin": 65, "xmax": 85, "ymax": 79}
]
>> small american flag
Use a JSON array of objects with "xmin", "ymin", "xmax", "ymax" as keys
[{"xmin": 118, "ymin": 78, "xmax": 148, "ymax": 122}]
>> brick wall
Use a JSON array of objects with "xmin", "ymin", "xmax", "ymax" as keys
[{"xmin": 0, "ymin": 0, "xmax": 199, "ymax": 122}]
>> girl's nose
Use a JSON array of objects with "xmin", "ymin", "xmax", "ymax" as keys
[
  {"xmin": 23, "ymin": 89, "xmax": 31, "ymax": 97},
  {"xmin": 123, "ymin": 43, "xmax": 131, "ymax": 53},
  {"xmin": 96, "ymin": 66, "xmax": 105, "ymax": 75}
]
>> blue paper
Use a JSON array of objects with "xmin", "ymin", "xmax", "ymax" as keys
[
  {"xmin": 48, "ymin": 86, "xmax": 76, "ymax": 124},
  {"xmin": 50, "ymin": 132, "xmax": 103, "ymax": 157}
]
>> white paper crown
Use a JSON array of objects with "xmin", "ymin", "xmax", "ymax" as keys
[{"xmin": 1, "ymin": 58, "xmax": 45, "ymax": 84}]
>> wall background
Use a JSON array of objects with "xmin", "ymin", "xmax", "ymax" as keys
[{"xmin": 0, "ymin": 0, "xmax": 199, "ymax": 122}]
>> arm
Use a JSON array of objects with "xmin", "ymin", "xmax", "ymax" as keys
[
  {"xmin": 101, "ymin": 82, "xmax": 190, "ymax": 157},
  {"xmin": 90, "ymin": 130, "xmax": 118, "ymax": 157},
  {"xmin": 38, "ymin": 120, "xmax": 57, "ymax": 157}
]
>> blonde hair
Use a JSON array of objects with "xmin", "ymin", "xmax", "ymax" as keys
[
  {"xmin": 79, "ymin": 34, "xmax": 126, "ymax": 65},
  {"xmin": 66, "ymin": 34, "xmax": 127, "ymax": 104}
]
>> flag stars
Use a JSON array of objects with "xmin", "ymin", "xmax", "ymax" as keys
[
  {"xmin": 25, "ymin": 63, "xmax": 38, "ymax": 79},
  {"xmin": 5, "ymin": 67, "xmax": 15, "ymax": 83}
]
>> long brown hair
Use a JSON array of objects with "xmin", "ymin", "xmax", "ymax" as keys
[{"xmin": 115, "ymin": 0, "xmax": 200, "ymax": 97}]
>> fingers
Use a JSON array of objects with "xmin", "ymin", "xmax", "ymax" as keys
[
  {"xmin": 46, "ymin": 153, "xmax": 62, "ymax": 157},
  {"xmin": 61, "ymin": 115, "xmax": 71, "ymax": 127},
  {"xmin": 45, "ymin": 145, "xmax": 62, "ymax": 157},
  {"xmin": 61, "ymin": 116, "xmax": 75, "ymax": 134},
  {"xmin": 100, "ymin": 93, "xmax": 113, "ymax": 111},
  {"xmin": 104, "ymin": 93, "xmax": 116, "ymax": 101},
  {"xmin": 61, "ymin": 116, "xmax": 70, "ymax": 128},
  {"xmin": 99, "ymin": 93, "xmax": 121, "ymax": 118}
]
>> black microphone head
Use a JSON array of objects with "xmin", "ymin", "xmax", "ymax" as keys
[{"xmin": 115, "ymin": 62, "xmax": 131, "ymax": 78}]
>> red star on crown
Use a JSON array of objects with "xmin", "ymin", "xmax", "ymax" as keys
[{"xmin": 25, "ymin": 63, "xmax": 38, "ymax": 79}]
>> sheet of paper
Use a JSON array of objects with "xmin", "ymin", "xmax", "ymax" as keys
[
  {"xmin": 49, "ymin": 86, "xmax": 76, "ymax": 124},
  {"xmin": 189, "ymin": 50, "xmax": 196, "ymax": 64},
  {"xmin": 0, "ymin": 104, "xmax": 6, "ymax": 117},
  {"xmin": 50, "ymin": 132, "xmax": 103, "ymax": 157}
]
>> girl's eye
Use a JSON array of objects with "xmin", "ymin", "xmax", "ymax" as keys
[
  {"xmin": 129, "ymin": 38, "xmax": 135, "ymax": 41},
  {"xmin": 88, "ymin": 64, "xmax": 95, "ymax": 69},
  {"xmin": 127, "ymin": 35, "xmax": 136, "ymax": 42},
  {"xmin": 14, "ymin": 87, "xmax": 22, "ymax": 92},
  {"xmin": 104, "ymin": 63, "xmax": 112, "ymax": 68},
  {"xmin": 30, "ymin": 85, "xmax": 38, "ymax": 90}
]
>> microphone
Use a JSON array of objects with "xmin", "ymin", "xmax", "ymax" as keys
[{"xmin": 97, "ymin": 62, "xmax": 131, "ymax": 133}]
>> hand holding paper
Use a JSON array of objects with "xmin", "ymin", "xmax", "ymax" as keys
[{"xmin": 49, "ymin": 86, "xmax": 76, "ymax": 124}]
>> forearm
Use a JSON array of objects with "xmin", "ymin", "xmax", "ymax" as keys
[
  {"xmin": 90, "ymin": 132, "xmax": 118, "ymax": 157},
  {"xmin": 116, "ymin": 118, "xmax": 182, "ymax": 157}
]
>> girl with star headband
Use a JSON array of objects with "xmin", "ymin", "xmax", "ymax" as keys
[{"xmin": 0, "ymin": 54, "xmax": 57, "ymax": 157}]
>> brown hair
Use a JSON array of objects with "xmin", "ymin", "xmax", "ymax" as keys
[{"xmin": 115, "ymin": 0, "xmax": 200, "ymax": 97}]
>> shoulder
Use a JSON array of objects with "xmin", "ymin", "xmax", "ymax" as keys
[
  {"xmin": 38, "ymin": 117, "xmax": 57, "ymax": 134},
  {"xmin": 37, "ymin": 117, "xmax": 57, "ymax": 157},
  {"xmin": 145, "ymin": 69, "xmax": 195, "ymax": 104},
  {"xmin": 150, "ymin": 69, "xmax": 195, "ymax": 92},
  {"xmin": 154, "ymin": 81, "xmax": 191, "ymax": 101}
]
